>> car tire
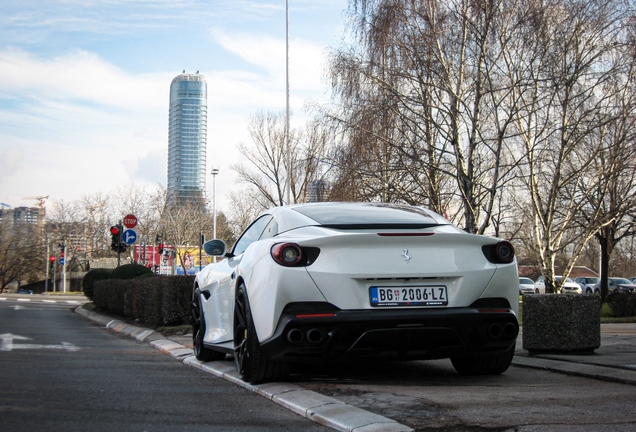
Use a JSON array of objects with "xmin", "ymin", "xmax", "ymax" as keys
[
  {"xmin": 451, "ymin": 343, "xmax": 515, "ymax": 376},
  {"xmin": 535, "ymin": 288, "xmax": 540, "ymax": 294},
  {"xmin": 233, "ymin": 283, "xmax": 289, "ymax": 384},
  {"xmin": 586, "ymin": 288, "xmax": 592, "ymax": 294},
  {"xmin": 192, "ymin": 292, "xmax": 225, "ymax": 362}
]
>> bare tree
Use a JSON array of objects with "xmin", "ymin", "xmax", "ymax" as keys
[
  {"xmin": 513, "ymin": 0, "xmax": 634, "ymax": 292},
  {"xmin": 0, "ymin": 220, "xmax": 43, "ymax": 291},
  {"xmin": 160, "ymin": 200, "xmax": 213, "ymax": 274},
  {"xmin": 318, "ymin": 0, "xmax": 520, "ymax": 232},
  {"xmin": 234, "ymin": 111, "xmax": 328, "ymax": 206}
]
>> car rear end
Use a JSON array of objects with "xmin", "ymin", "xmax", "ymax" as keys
[{"xmin": 259, "ymin": 206, "xmax": 518, "ymax": 366}]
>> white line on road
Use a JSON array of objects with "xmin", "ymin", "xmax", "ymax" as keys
[{"xmin": 0, "ymin": 333, "xmax": 80, "ymax": 352}]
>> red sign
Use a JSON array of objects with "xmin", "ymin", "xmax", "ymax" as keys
[{"xmin": 123, "ymin": 214, "xmax": 138, "ymax": 229}]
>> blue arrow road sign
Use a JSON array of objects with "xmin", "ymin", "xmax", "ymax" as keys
[
  {"xmin": 59, "ymin": 258, "xmax": 65, "ymax": 265},
  {"xmin": 122, "ymin": 229, "xmax": 138, "ymax": 245}
]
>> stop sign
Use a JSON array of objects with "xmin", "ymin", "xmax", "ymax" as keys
[{"xmin": 123, "ymin": 214, "xmax": 138, "ymax": 229}]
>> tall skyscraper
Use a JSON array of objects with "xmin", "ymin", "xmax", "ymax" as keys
[{"xmin": 167, "ymin": 71, "xmax": 207, "ymax": 207}]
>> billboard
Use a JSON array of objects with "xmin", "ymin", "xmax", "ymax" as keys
[{"xmin": 134, "ymin": 245, "xmax": 210, "ymax": 275}]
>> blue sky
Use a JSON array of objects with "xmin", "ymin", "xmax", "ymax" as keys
[{"xmin": 0, "ymin": 0, "xmax": 349, "ymax": 211}]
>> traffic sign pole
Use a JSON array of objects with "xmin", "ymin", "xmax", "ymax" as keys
[{"xmin": 62, "ymin": 243, "xmax": 67, "ymax": 293}]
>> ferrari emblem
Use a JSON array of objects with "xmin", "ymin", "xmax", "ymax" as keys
[{"xmin": 402, "ymin": 249, "xmax": 411, "ymax": 263}]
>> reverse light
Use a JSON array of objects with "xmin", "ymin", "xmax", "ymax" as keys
[{"xmin": 271, "ymin": 243, "xmax": 303, "ymax": 266}]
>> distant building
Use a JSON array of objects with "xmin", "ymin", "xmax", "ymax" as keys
[
  {"xmin": 167, "ymin": 71, "xmax": 208, "ymax": 208},
  {"xmin": 308, "ymin": 180, "xmax": 329, "ymax": 203},
  {"xmin": 0, "ymin": 206, "xmax": 43, "ymax": 227}
]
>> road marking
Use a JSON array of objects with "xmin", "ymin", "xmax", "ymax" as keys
[
  {"xmin": 0, "ymin": 298, "xmax": 6, "ymax": 301},
  {"xmin": 17, "ymin": 298, "xmax": 31, "ymax": 302},
  {"xmin": 0, "ymin": 333, "xmax": 80, "ymax": 352},
  {"xmin": 12, "ymin": 305, "xmax": 26, "ymax": 310},
  {"xmin": 43, "ymin": 300, "xmax": 56, "ymax": 303},
  {"xmin": 66, "ymin": 301, "xmax": 79, "ymax": 304}
]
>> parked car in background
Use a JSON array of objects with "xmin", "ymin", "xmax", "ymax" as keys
[
  {"xmin": 629, "ymin": 277, "xmax": 636, "ymax": 284},
  {"xmin": 575, "ymin": 277, "xmax": 600, "ymax": 294},
  {"xmin": 594, "ymin": 278, "xmax": 636, "ymax": 294},
  {"xmin": 534, "ymin": 276, "xmax": 582, "ymax": 294},
  {"xmin": 17, "ymin": 288, "xmax": 33, "ymax": 294},
  {"xmin": 518, "ymin": 278, "xmax": 535, "ymax": 295}
]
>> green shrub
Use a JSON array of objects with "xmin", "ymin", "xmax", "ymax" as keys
[
  {"xmin": 82, "ymin": 268, "xmax": 113, "ymax": 300},
  {"xmin": 606, "ymin": 292, "xmax": 636, "ymax": 317},
  {"xmin": 111, "ymin": 263, "xmax": 154, "ymax": 280}
]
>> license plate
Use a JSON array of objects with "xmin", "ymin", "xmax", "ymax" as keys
[{"xmin": 369, "ymin": 286, "xmax": 448, "ymax": 307}]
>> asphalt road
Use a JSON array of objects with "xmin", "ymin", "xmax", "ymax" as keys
[
  {"xmin": 0, "ymin": 298, "xmax": 330, "ymax": 432},
  {"xmin": 292, "ymin": 350, "xmax": 636, "ymax": 431}
]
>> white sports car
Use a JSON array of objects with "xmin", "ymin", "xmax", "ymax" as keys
[{"xmin": 193, "ymin": 202, "xmax": 519, "ymax": 384}]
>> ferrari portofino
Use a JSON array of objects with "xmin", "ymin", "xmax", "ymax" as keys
[{"xmin": 193, "ymin": 202, "xmax": 519, "ymax": 384}]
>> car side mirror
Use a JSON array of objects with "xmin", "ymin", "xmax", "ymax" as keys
[{"xmin": 203, "ymin": 239, "xmax": 227, "ymax": 257}]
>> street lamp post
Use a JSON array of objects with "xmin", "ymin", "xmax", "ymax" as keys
[
  {"xmin": 211, "ymin": 167, "xmax": 219, "ymax": 262},
  {"xmin": 285, "ymin": 0, "xmax": 291, "ymax": 205}
]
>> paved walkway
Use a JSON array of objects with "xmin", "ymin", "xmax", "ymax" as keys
[
  {"xmin": 512, "ymin": 323, "xmax": 636, "ymax": 386},
  {"xmin": 75, "ymin": 307, "xmax": 636, "ymax": 432}
]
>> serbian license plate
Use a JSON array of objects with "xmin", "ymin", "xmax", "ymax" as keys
[{"xmin": 369, "ymin": 286, "xmax": 448, "ymax": 307}]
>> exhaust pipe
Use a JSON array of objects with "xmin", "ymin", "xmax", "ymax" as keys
[
  {"xmin": 286, "ymin": 328, "xmax": 304, "ymax": 344},
  {"xmin": 306, "ymin": 328, "xmax": 325, "ymax": 345},
  {"xmin": 488, "ymin": 323, "xmax": 503, "ymax": 339},
  {"xmin": 503, "ymin": 322, "xmax": 517, "ymax": 338}
]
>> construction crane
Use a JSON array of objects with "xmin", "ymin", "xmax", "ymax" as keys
[{"xmin": 22, "ymin": 196, "xmax": 49, "ymax": 210}]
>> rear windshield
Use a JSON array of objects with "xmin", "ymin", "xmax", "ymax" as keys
[{"xmin": 292, "ymin": 203, "xmax": 441, "ymax": 229}]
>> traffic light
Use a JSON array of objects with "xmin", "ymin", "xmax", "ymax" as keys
[
  {"xmin": 159, "ymin": 242, "xmax": 164, "ymax": 254},
  {"xmin": 49, "ymin": 255, "xmax": 56, "ymax": 270},
  {"xmin": 110, "ymin": 225, "xmax": 120, "ymax": 251},
  {"xmin": 110, "ymin": 224, "xmax": 127, "ymax": 253}
]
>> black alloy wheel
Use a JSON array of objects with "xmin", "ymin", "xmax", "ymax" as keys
[{"xmin": 233, "ymin": 283, "xmax": 288, "ymax": 384}]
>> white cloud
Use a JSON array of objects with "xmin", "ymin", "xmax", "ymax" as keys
[
  {"xmin": 0, "ymin": 0, "xmax": 344, "ymax": 212},
  {"xmin": 0, "ymin": 49, "xmax": 167, "ymax": 110},
  {"xmin": 210, "ymin": 30, "xmax": 327, "ymax": 94}
]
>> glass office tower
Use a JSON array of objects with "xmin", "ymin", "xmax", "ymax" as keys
[{"xmin": 167, "ymin": 71, "xmax": 207, "ymax": 207}]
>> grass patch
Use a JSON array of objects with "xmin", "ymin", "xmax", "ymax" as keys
[
  {"xmin": 82, "ymin": 302, "xmax": 96, "ymax": 311},
  {"xmin": 46, "ymin": 291, "xmax": 84, "ymax": 295}
]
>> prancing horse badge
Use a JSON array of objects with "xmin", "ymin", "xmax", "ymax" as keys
[{"xmin": 402, "ymin": 249, "xmax": 411, "ymax": 263}]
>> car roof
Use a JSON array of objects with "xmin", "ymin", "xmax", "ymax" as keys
[{"xmin": 269, "ymin": 202, "xmax": 450, "ymax": 233}]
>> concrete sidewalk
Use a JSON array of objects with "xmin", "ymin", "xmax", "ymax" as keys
[
  {"xmin": 512, "ymin": 323, "xmax": 636, "ymax": 386},
  {"xmin": 75, "ymin": 306, "xmax": 636, "ymax": 431}
]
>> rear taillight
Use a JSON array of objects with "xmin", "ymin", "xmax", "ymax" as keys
[
  {"xmin": 495, "ymin": 241, "xmax": 515, "ymax": 263},
  {"xmin": 271, "ymin": 243, "xmax": 303, "ymax": 266},
  {"xmin": 482, "ymin": 240, "xmax": 515, "ymax": 264}
]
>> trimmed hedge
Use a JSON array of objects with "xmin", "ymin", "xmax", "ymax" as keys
[
  {"xmin": 93, "ymin": 275, "xmax": 194, "ymax": 327},
  {"xmin": 606, "ymin": 292, "xmax": 636, "ymax": 317},
  {"xmin": 111, "ymin": 263, "xmax": 154, "ymax": 280},
  {"xmin": 82, "ymin": 268, "xmax": 113, "ymax": 300}
]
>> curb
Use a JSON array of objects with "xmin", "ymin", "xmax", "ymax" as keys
[
  {"xmin": 511, "ymin": 355, "xmax": 636, "ymax": 386},
  {"xmin": 75, "ymin": 306, "xmax": 414, "ymax": 432}
]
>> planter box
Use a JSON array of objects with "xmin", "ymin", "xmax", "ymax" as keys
[{"xmin": 522, "ymin": 294, "xmax": 601, "ymax": 354}]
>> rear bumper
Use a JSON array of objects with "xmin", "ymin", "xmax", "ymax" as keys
[{"xmin": 260, "ymin": 300, "xmax": 518, "ymax": 364}]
